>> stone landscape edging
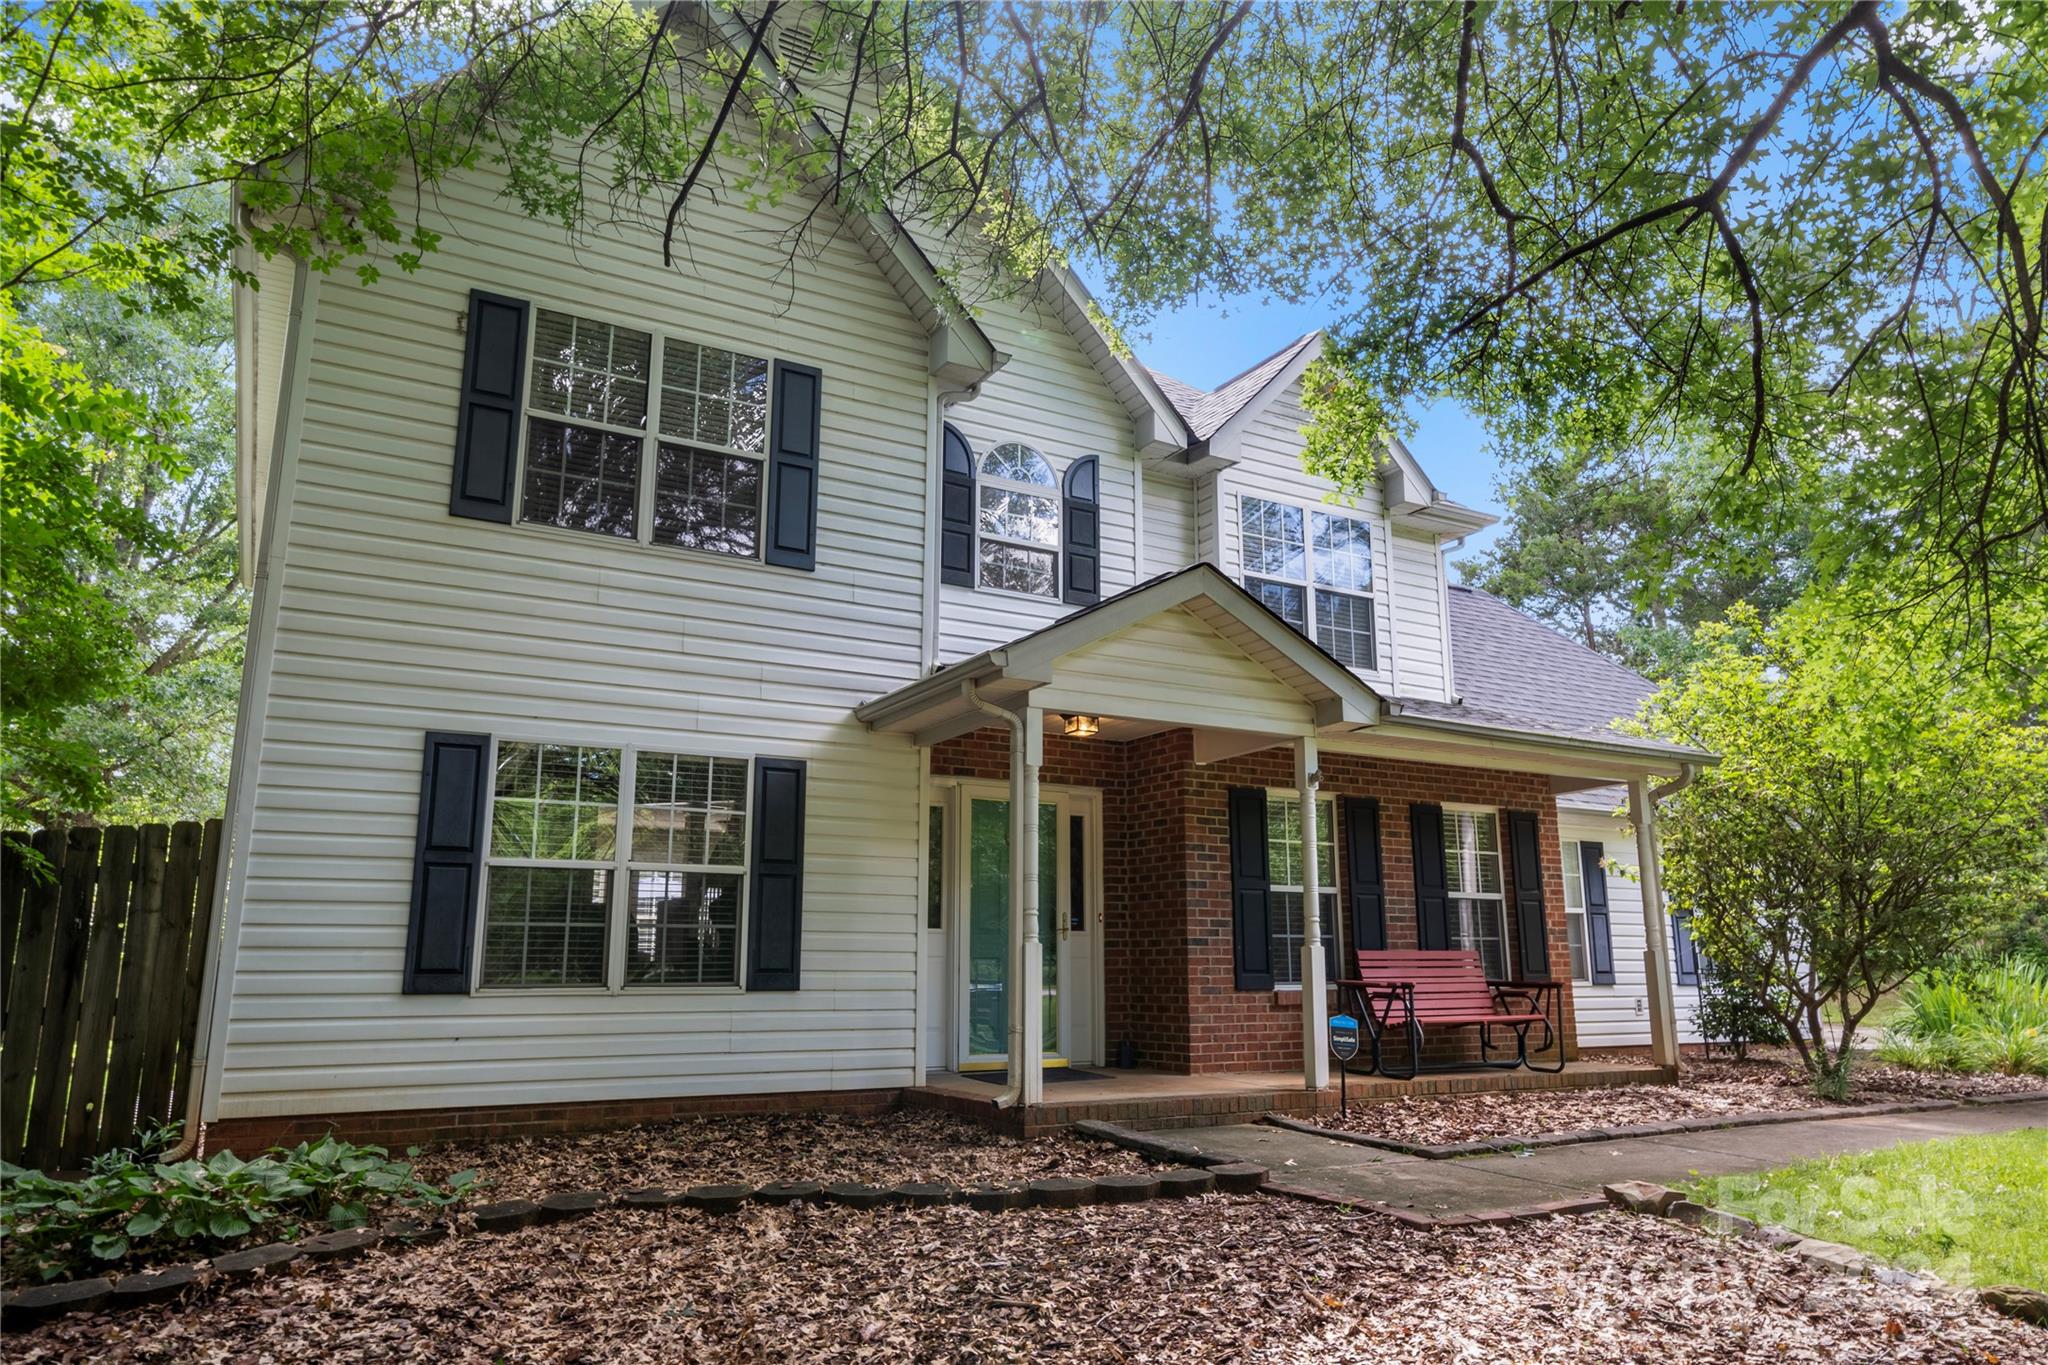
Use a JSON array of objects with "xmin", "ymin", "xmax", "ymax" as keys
[
  {"xmin": 0, "ymin": 1164, "xmax": 1265, "ymax": 1333},
  {"xmin": 1258, "ymin": 1096, "xmax": 1961, "ymax": 1158}
]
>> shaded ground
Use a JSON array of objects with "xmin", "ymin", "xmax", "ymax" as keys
[
  {"xmin": 1310, "ymin": 1050, "xmax": 2047, "ymax": 1145},
  {"xmin": 15, "ymin": 1197, "xmax": 2041, "ymax": 1362},
  {"xmin": 415, "ymin": 1108, "xmax": 1149, "ymax": 1201}
]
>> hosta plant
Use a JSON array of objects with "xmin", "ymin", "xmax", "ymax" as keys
[{"xmin": 0, "ymin": 1132, "xmax": 475, "ymax": 1284}]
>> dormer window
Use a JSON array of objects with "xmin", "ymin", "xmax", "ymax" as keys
[
  {"xmin": 1241, "ymin": 496, "xmax": 1377, "ymax": 670},
  {"xmin": 977, "ymin": 442, "xmax": 1059, "ymax": 598}
]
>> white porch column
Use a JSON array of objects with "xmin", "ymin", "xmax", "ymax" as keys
[
  {"xmin": 1013, "ymin": 706, "xmax": 1046, "ymax": 1107},
  {"xmin": 1629, "ymin": 776, "xmax": 1681, "ymax": 1069},
  {"xmin": 1296, "ymin": 738, "xmax": 1330, "ymax": 1091}
]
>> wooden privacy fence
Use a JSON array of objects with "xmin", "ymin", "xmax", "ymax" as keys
[{"xmin": 2, "ymin": 820, "xmax": 221, "ymax": 1170}]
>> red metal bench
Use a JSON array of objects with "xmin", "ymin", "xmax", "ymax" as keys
[{"xmin": 1334, "ymin": 949, "xmax": 1562, "ymax": 1078}]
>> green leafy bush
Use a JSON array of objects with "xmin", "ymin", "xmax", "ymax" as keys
[
  {"xmin": 0, "ymin": 1131, "xmax": 476, "ymax": 1284},
  {"xmin": 1876, "ymin": 957, "xmax": 2048, "ymax": 1076}
]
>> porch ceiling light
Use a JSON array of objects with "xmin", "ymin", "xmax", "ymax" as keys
[{"xmin": 1063, "ymin": 714, "xmax": 1101, "ymax": 739}]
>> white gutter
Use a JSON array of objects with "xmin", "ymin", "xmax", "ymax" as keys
[
  {"xmin": 960, "ymin": 680, "xmax": 1028, "ymax": 1111},
  {"xmin": 1376, "ymin": 707, "xmax": 1717, "ymax": 767}
]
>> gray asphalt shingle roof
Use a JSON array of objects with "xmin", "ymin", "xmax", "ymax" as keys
[
  {"xmin": 1441, "ymin": 584, "xmax": 1653, "ymax": 740},
  {"xmin": 1145, "ymin": 333, "xmax": 1320, "ymax": 441}
]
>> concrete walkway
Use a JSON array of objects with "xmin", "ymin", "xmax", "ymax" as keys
[{"xmin": 1171, "ymin": 1099, "xmax": 2048, "ymax": 1217}]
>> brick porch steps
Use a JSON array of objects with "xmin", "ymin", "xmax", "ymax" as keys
[{"xmin": 907, "ymin": 1060, "xmax": 1673, "ymax": 1138}]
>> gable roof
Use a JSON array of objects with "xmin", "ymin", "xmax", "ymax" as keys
[
  {"xmin": 855, "ymin": 563, "xmax": 1384, "ymax": 745},
  {"xmin": 1146, "ymin": 332, "xmax": 1321, "ymax": 441}
]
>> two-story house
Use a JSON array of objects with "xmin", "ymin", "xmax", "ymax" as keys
[{"xmin": 197, "ymin": 22, "xmax": 1709, "ymax": 1150}]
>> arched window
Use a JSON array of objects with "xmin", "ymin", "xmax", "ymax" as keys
[{"xmin": 977, "ymin": 442, "xmax": 1059, "ymax": 598}]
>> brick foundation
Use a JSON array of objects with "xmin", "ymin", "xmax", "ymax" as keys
[
  {"xmin": 929, "ymin": 729, "xmax": 1581, "ymax": 1076},
  {"xmin": 204, "ymin": 1087, "xmax": 902, "ymax": 1156}
]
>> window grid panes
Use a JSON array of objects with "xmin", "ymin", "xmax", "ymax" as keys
[
  {"xmin": 1443, "ymin": 809, "xmax": 1508, "ymax": 979},
  {"xmin": 1562, "ymin": 839, "xmax": 1589, "ymax": 981},
  {"xmin": 520, "ymin": 308, "xmax": 771, "ymax": 561},
  {"xmin": 1240, "ymin": 497, "xmax": 1377, "ymax": 669},
  {"xmin": 482, "ymin": 742, "xmax": 755, "ymax": 992},
  {"xmin": 483, "ymin": 743, "xmax": 622, "ymax": 987},
  {"xmin": 627, "ymin": 751, "xmax": 749, "ymax": 988},
  {"xmin": 976, "ymin": 443, "xmax": 1059, "ymax": 599},
  {"xmin": 658, "ymin": 339, "xmax": 769, "ymax": 454},
  {"xmin": 1266, "ymin": 795, "xmax": 1337, "ymax": 988}
]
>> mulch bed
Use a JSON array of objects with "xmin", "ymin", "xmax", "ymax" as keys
[
  {"xmin": 413, "ymin": 1108, "xmax": 1151, "ymax": 1202},
  {"xmin": 11, "ymin": 1197, "xmax": 2041, "ymax": 1362},
  {"xmin": 1308, "ymin": 1050, "xmax": 2046, "ymax": 1146}
]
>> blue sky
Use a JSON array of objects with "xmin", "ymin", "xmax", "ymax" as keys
[{"xmin": 1084, "ymin": 275, "xmax": 1508, "ymax": 565}]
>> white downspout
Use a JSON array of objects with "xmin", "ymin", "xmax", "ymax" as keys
[{"xmin": 1631, "ymin": 762, "xmax": 1699, "ymax": 1071}]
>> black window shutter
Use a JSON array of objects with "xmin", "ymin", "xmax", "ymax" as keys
[
  {"xmin": 404, "ymin": 731, "xmax": 490, "ymax": 994},
  {"xmin": 940, "ymin": 423, "xmax": 975, "ymax": 587},
  {"xmin": 1227, "ymin": 787, "xmax": 1273, "ymax": 990},
  {"xmin": 1580, "ymin": 840, "xmax": 1616, "ymax": 984},
  {"xmin": 1507, "ymin": 810, "xmax": 1550, "ymax": 980},
  {"xmin": 1671, "ymin": 913, "xmax": 1701, "ymax": 986},
  {"xmin": 746, "ymin": 757, "xmax": 807, "ymax": 990},
  {"xmin": 1061, "ymin": 456, "xmax": 1101, "ymax": 605},
  {"xmin": 765, "ymin": 361, "xmax": 822, "ymax": 571},
  {"xmin": 450, "ymin": 291, "xmax": 530, "ymax": 522},
  {"xmin": 1410, "ymin": 803, "xmax": 1451, "ymax": 951},
  {"xmin": 1342, "ymin": 797, "xmax": 1387, "ymax": 954}
]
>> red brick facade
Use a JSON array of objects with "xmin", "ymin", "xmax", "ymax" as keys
[{"xmin": 930, "ymin": 728, "xmax": 1579, "ymax": 1075}]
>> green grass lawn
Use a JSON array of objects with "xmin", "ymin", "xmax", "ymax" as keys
[{"xmin": 1689, "ymin": 1129, "xmax": 2048, "ymax": 1290}]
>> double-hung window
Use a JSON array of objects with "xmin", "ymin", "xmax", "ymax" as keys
[
  {"xmin": 977, "ymin": 443, "xmax": 1060, "ymax": 598},
  {"xmin": 1561, "ymin": 839, "xmax": 1590, "ymax": 982},
  {"xmin": 1266, "ymin": 793, "xmax": 1337, "ymax": 987},
  {"xmin": 521, "ymin": 307, "xmax": 771, "ymax": 559},
  {"xmin": 1443, "ymin": 807, "xmax": 1508, "ymax": 979},
  {"xmin": 1239, "ymin": 496, "xmax": 1377, "ymax": 669},
  {"xmin": 481, "ymin": 740, "xmax": 751, "ymax": 990}
]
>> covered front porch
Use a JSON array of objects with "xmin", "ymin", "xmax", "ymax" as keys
[{"xmin": 857, "ymin": 566, "xmax": 1709, "ymax": 1120}]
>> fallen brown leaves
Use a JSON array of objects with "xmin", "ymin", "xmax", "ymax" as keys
[
  {"xmin": 1315, "ymin": 1051, "xmax": 2048, "ymax": 1145},
  {"xmin": 413, "ymin": 1109, "xmax": 1151, "ymax": 1202},
  {"xmin": 14, "ymin": 1198, "xmax": 2041, "ymax": 1362}
]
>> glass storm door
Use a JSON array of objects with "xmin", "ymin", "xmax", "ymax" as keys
[{"xmin": 962, "ymin": 796, "xmax": 1061, "ymax": 1068}]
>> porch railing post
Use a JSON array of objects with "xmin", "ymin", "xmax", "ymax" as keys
[
  {"xmin": 1629, "ymin": 776, "xmax": 1681, "ymax": 1069},
  {"xmin": 1296, "ymin": 738, "xmax": 1329, "ymax": 1091}
]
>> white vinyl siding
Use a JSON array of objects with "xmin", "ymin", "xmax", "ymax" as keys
[
  {"xmin": 1141, "ymin": 472, "xmax": 1198, "ymax": 576},
  {"xmin": 216, "ymin": 151, "xmax": 934, "ymax": 1119},
  {"xmin": 938, "ymin": 292, "xmax": 1139, "ymax": 661},
  {"xmin": 1389, "ymin": 528, "xmax": 1452, "ymax": 701},
  {"xmin": 1214, "ymin": 379, "xmax": 1398, "ymax": 696},
  {"xmin": 1557, "ymin": 808, "xmax": 1707, "ymax": 1047}
]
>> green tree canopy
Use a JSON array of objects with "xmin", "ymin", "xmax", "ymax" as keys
[{"xmin": 1641, "ymin": 591, "xmax": 2048, "ymax": 1087}]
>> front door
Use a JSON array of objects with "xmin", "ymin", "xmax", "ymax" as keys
[{"xmin": 953, "ymin": 788, "xmax": 1098, "ymax": 1070}]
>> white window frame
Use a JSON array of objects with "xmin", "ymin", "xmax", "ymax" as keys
[
  {"xmin": 1441, "ymin": 803, "xmax": 1509, "ymax": 980},
  {"xmin": 1561, "ymin": 837, "xmax": 1590, "ymax": 983},
  {"xmin": 475, "ymin": 737, "xmax": 753, "ymax": 995},
  {"xmin": 1266, "ymin": 790, "xmax": 1338, "ymax": 990},
  {"xmin": 974, "ymin": 442, "xmax": 1061, "ymax": 601},
  {"xmin": 512, "ymin": 303, "xmax": 774, "ymax": 566},
  {"xmin": 1237, "ymin": 494, "xmax": 1378, "ymax": 671}
]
